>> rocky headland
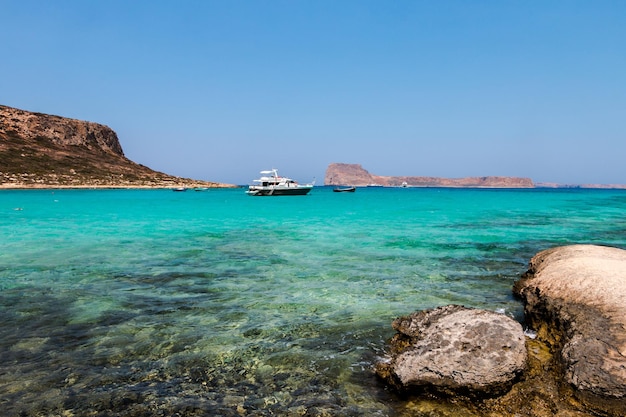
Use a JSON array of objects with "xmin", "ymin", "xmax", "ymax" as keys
[
  {"xmin": 325, "ymin": 163, "xmax": 535, "ymax": 188},
  {"xmin": 377, "ymin": 244, "xmax": 626, "ymax": 416},
  {"xmin": 0, "ymin": 105, "xmax": 233, "ymax": 188}
]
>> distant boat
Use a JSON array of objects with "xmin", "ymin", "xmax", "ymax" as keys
[
  {"xmin": 246, "ymin": 169, "xmax": 314, "ymax": 196},
  {"xmin": 333, "ymin": 186, "xmax": 356, "ymax": 193},
  {"xmin": 172, "ymin": 187, "xmax": 187, "ymax": 192}
]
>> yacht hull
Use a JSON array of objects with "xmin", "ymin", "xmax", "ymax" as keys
[{"xmin": 247, "ymin": 186, "xmax": 312, "ymax": 196}]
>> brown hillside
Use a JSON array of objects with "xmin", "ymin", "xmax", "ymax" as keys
[{"xmin": 0, "ymin": 105, "xmax": 232, "ymax": 188}]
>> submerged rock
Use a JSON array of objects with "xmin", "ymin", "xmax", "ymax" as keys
[
  {"xmin": 514, "ymin": 244, "xmax": 626, "ymax": 416},
  {"xmin": 376, "ymin": 305, "xmax": 527, "ymax": 397}
]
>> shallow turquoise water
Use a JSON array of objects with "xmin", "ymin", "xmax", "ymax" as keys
[{"xmin": 1, "ymin": 187, "xmax": 625, "ymax": 416}]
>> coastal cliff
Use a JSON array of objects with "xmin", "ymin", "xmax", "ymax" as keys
[
  {"xmin": 324, "ymin": 163, "xmax": 535, "ymax": 188},
  {"xmin": 0, "ymin": 105, "xmax": 232, "ymax": 188}
]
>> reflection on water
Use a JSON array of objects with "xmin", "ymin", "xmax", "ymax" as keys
[{"xmin": 1, "ymin": 188, "xmax": 625, "ymax": 416}]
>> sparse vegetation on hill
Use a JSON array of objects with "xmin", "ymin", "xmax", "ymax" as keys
[{"xmin": 0, "ymin": 105, "xmax": 233, "ymax": 188}]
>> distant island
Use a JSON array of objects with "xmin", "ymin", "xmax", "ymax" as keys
[
  {"xmin": 0, "ymin": 104, "xmax": 234, "ymax": 189},
  {"xmin": 324, "ymin": 163, "xmax": 626, "ymax": 189},
  {"xmin": 324, "ymin": 163, "xmax": 534, "ymax": 188}
]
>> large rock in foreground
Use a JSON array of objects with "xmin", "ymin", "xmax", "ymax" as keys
[
  {"xmin": 514, "ymin": 244, "xmax": 626, "ymax": 415},
  {"xmin": 376, "ymin": 305, "xmax": 527, "ymax": 397}
]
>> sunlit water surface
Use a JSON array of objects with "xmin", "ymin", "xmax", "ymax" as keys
[{"xmin": 1, "ymin": 187, "xmax": 625, "ymax": 416}]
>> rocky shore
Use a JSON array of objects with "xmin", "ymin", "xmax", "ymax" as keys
[
  {"xmin": 514, "ymin": 245, "xmax": 626, "ymax": 415},
  {"xmin": 376, "ymin": 305, "xmax": 528, "ymax": 397},
  {"xmin": 0, "ymin": 176, "xmax": 233, "ymax": 190},
  {"xmin": 377, "ymin": 244, "xmax": 626, "ymax": 416}
]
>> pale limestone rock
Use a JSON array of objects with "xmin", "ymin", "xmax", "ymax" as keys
[
  {"xmin": 376, "ymin": 305, "xmax": 527, "ymax": 397},
  {"xmin": 515, "ymin": 244, "xmax": 626, "ymax": 415}
]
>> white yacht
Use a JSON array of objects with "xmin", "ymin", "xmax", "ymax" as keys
[{"xmin": 246, "ymin": 169, "xmax": 314, "ymax": 196}]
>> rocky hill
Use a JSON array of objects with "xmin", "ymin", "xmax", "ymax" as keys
[
  {"xmin": 325, "ymin": 163, "xmax": 535, "ymax": 188},
  {"xmin": 0, "ymin": 105, "xmax": 232, "ymax": 188}
]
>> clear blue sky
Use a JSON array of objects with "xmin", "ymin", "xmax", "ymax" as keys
[{"xmin": 2, "ymin": 1, "xmax": 625, "ymax": 185}]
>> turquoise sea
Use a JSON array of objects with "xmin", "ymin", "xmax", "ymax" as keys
[{"xmin": 1, "ymin": 187, "xmax": 626, "ymax": 416}]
